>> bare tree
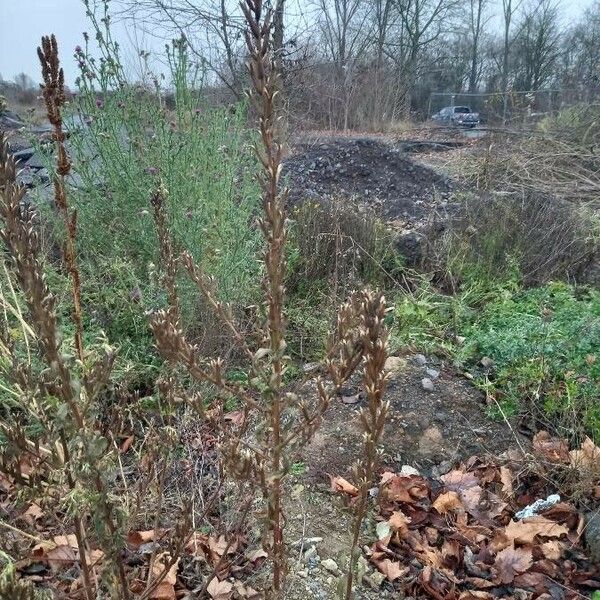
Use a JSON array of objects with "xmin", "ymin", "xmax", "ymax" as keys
[
  {"xmin": 116, "ymin": 1, "xmax": 248, "ymax": 98},
  {"xmin": 513, "ymin": 0, "xmax": 561, "ymax": 91},
  {"xmin": 316, "ymin": 0, "xmax": 373, "ymax": 129},
  {"xmin": 500, "ymin": 0, "xmax": 525, "ymax": 121},
  {"xmin": 467, "ymin": 0, "xmax": 490, "ymax": 92},
  {"xmin": 561, "ymin": 1, "xmax": 600, "ymax": 93},
  {"xmin": 390, "ymin": 0, "xmax": 460, "ymax": 116}
]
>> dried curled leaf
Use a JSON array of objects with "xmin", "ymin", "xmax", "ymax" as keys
[{"xmin": 330, "ymin": 475, "xmax": 359, "ymax": 496}]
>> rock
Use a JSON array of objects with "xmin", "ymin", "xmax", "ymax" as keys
[
  {"xmin": 436, "ymin": 460, "xmax": 453, "ymax": 476},
  {"xmin": 413, "ymin": 353, "xmax": 427, "ymax": 366},
  {"xmin": 400, "ymin": 465, "xmax": 420, "ymax": 476},
  {"xmin": 396, "ymin": 230, "xmax": 425, "ymax": 265},
  {"xmin": 585, "ymin": 513, "xmax": 600, "ymax": 562},
  {"xmin": 421, "ymin": 377, "xmax": 434, "ymax": 392},
  {"xmin": 426, "ymin": 368, "xmax": 440, "ymax": 379},
  {"xmin": 303, "ymin": 545, "xmax": 318, "ymax": 563},
  {"xmin": 321, "ymin": 558, "xmax": 340, "ymax": 574},
  {"xmin": 12, "ymin": 147, "xmax": 35, "ymax": 164},
  {"xmin": 480, "ymin": 356, "xmax": 494, "ymax": 369},
  {"xmin": 292, "ymin": 537, "xmax": 323, "ymax": 547},
  {"xmin": 418, "ymin": 426, "xmax": 444, "ymax": 457},
  {"xmin": 297, "ymin": 569, "xmax": 308, "ymax": 578},
  {"xmin": 366, "ymin": 570, "xmax": 386, "ymax": 588},
  {"xmin": 384, "ymin": 356, "xmax": 406, "ymax": 374}
]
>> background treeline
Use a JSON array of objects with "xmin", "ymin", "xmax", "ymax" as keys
[{"xmin": 106, "ymin": 0, "xmax": 600, "ymax": 130}]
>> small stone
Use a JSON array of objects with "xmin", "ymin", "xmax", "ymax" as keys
[
  {"xmin": 321, "ymin": 558, "xmax": 340, "ymax": 574},
  {"xmin": 292, "ymin": 536, "xmax": 323, "ymax": 547},
  {"xmin": 303, "ymin": 545, "xmax": 318, "ymax": 562},
  {"xmin": 400, "ymin": 465, "xmax": 420, "ymax": 475},
  {"xmin": 437, "ymin": 460, "xmax": 453, "ymax": 475},
  {"xmin": 419, "ymin": 426, "xmax": 444, "ymax": 457},
  {"xmin": 366, "ymin": 570, "xmax": 386, "ymax": 588},
  {"xmin": 413, "ymin": 353, "xmax": 427, "ymax": 366},
  {"xmin": 297, "ymin": 570, "xmax": 308, "ymax": 578},
  {"xmin": 421, "ymin": 377, "xmax": 434, "ymax": 392},
  {"xmin": 384, "ymin": 356, "xmax": 406, "ymax": 374},
  {"xmin": 480, "ymin": 356, "xmax": 494, "ymax": 369},
  {"xmin": 585, "ymin": 513, "xmax": 600, "ymax": 562},
  {"xmin": 426, "ymin": 368, "xmax": 440, "ymax": 379}
]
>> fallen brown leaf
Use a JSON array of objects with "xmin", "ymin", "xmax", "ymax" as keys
[
  {"xmin": 120, "ymin": 435, "xmax": 135, "ymax": 454},
  {"xmin": 539, "ymin": 540, "xmax": 564, "ymax": 560},
  {"xmin": 432, "ymin": 491, "xmax": 463, "ymax": 514},
  {"xmin": 532, "ymin": 431, "xmax": 570, "ymax": 464},
  {"xmin": 128, "ymin": 529, "xmax": 166, "ymax": 547},
  {"xmin": 207, "ymin": 577, "xmax": 233, "ymax": 600},
  {"xmin": 246, "ymin": 548, "xmax": 268, "ymax": 563},
  {"xmin": 499, "ymin": 466, "xmax": 513, "ymax": 499},
  {"xmin": 330, "ymin": 475, "xmax": 359, "ymax": 496},
  {"xmin": 371, "ymin": 557, "xmax": 408, "ymax": 581},
  {"xmin": 22, "ymin": 503, "xmax": 43, "ymax": 525},
  {"xmin": 387, "ymin": 510, "xmax": 411, "ymax": 539},
  {"xmin": 440, "ymin": 470, "xmax": 479, "ymax": 492},
  {"xmin": 494, "ymin": 545, "xmax": 533, "ymax": 584},
  {"xmin": 381, "ymin": 474, "xmax": 429, "ymax": 504},
  {"xmin": 570, "ymin": 437, "xmax": 600, "ymax": 473},
  {"xmin": 503, "ymin": 516, "xmax": 569, "ymax": 545}
]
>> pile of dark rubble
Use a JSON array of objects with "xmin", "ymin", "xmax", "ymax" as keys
[
  {"xmin": 282, "ymin": 137, "xmax": 455, "ymax": 221},
  {"xmin": 1, "ymin": 109, "xmax": 54, "ymax": 201},
  {"xmin": 282, "ymin": 137, "xmax": 460, "ymax": 263}
]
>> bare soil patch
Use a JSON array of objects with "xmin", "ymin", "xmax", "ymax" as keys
[{"xmin": 299, "ymin": 354, "xmax": 525, "ymax": 489}]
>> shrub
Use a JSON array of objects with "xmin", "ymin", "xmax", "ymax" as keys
[
  {"xmin": 289, "ymin": 197, "xmax": 401, "ymax": 295},
  {"xmin": 425, "ymin": 191, "xmax": 598, "ymax": 289},
  {"xmin": 46, "ymin": 19, "xmax": 262, "ymax": 372}
]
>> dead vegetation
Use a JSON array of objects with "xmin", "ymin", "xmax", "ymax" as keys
[{"xmin": 333, "ymin": 431, "xmax": 600, "ymax": 599}]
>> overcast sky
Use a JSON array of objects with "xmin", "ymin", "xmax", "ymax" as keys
[{"xmin": 0, "ymin": 0, "xmax": 596, "ymax": 87}]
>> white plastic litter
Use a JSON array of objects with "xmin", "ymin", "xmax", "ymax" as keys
[{"xmin": 514, "ymin": 494, "xmax": 561, "ymax": 520}]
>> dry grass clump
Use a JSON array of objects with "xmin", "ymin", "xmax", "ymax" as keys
[
  {"xmin": 471, "ymin": 105, "xmax": 600, "ymax": 207},
  {"xmin": 425, "ymin": 191, "xmax": 598, "ymax": 289},
  {"xmin": 291, "ymin": 197, "xmax": 397, "ymax": 294}
]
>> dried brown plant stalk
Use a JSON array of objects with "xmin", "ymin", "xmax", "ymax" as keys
[
  {"xmin": 147, "ymin": 3, "xmax": 389, "ymax": 598},
  {"xmin": 38, "ymin": 34, "xmax": 85, "ymax": 364},
  {"xmin": 0, "ymin": 132, "xmax": 97, "ymax": 600},
  {"xmin": 345, "ymin": 290, "xmax": 389, "ymax": 600},
  {"xmin": 0, "ymin": 37, "xmax": 133, "ymax": 600}
]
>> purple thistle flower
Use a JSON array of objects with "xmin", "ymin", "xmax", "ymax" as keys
[
  {"xmin": 95, "ymin": 98, "xmax": 104, "ymax": 109},
  {"xmin": 75, "ymin": 45, "xmax": 82, "ymax": 54},
  {"xmin": 145, "ymin": 167, "xmax": 159, "ymax": 176}
]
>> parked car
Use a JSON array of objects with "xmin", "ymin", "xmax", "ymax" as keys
[{"xmin": 432, "ymin": 105, "xmax": 480, "ymax": 127}]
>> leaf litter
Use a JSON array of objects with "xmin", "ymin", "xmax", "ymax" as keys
[{"xmin": 333, "ymin": 431, "xmax": 600, "ymax": 599}]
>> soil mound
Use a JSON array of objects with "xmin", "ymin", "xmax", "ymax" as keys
[{"xmin": 283, "ymin": 137, "xmax": 453, "ymax": 222}]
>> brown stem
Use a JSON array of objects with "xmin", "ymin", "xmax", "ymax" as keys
[{"xmin": 60, "ymin": 435, "xmax": 96, "ymax": 600}]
